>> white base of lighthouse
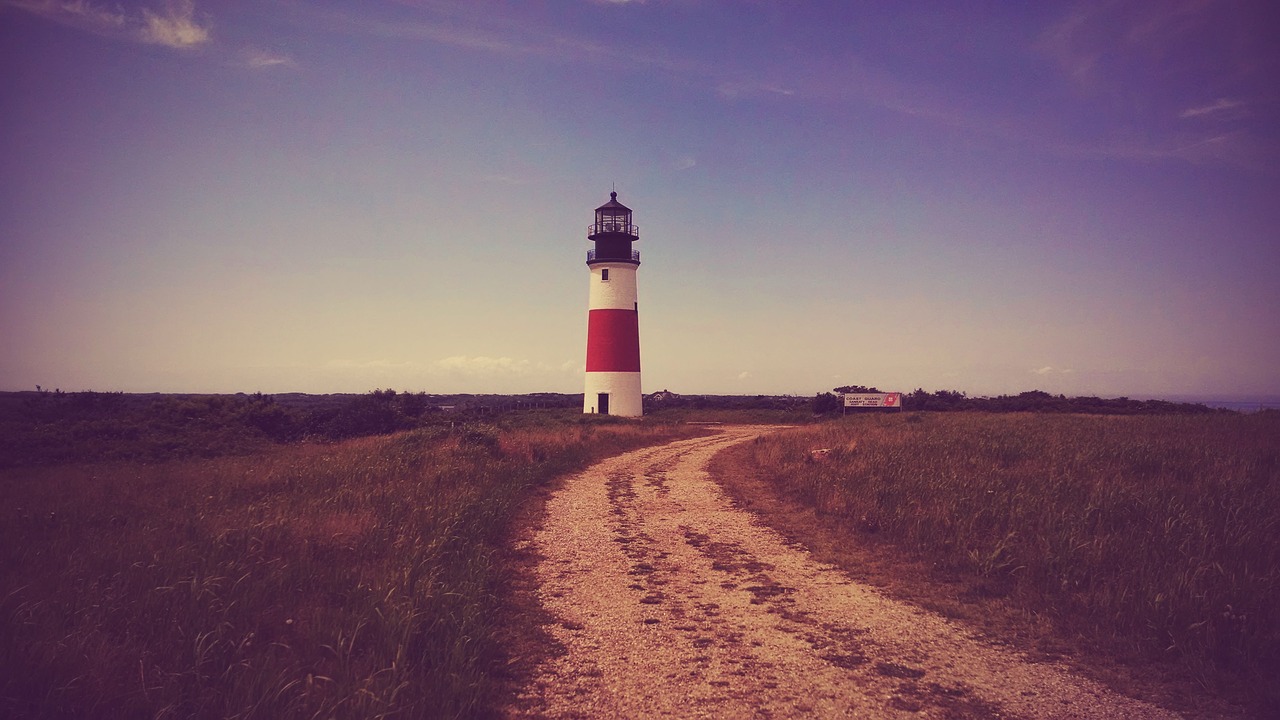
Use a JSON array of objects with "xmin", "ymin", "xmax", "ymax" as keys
[{"xmin": 584, "ymin": 372, "xmax": 642, "ymax": 417}]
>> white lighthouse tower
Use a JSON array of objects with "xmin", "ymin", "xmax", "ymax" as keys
[{"xmin": 583, "ymin": 191, "xmax": 642, "ymax": 417}]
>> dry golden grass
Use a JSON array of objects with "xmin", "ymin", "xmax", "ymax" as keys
[
  {"xmin": 713, "ymin": 412, "xmax": 1280, "ymax": 715},
  {"xmin": 1, "ymin": 414, "xmax": 701, "ymax": 719}
]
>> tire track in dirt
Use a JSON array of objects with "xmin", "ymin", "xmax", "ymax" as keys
[{"xmin": 510, "ymin": 426, "xmax": 1180, "ymax": 719}]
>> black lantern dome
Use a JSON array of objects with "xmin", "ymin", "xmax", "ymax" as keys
[{"xmin": 587, "ymin": 191, "xmax": 640, "ymax": 265}]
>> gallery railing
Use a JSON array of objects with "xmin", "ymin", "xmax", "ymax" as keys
[{"xmin": 586, "ymin": 249, "xmax": 641, "ymax": 263}]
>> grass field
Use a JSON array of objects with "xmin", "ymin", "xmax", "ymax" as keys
[
  {"xmin": 1, "ymin": 412, "xmax": 702, "ymax": 719},
  {"xmin": 7, "ymin": 406, "xmax": 1276, "ymax": 716},
  {"xmin": 715, "ymin": 412, "xmax": 1280, "ymax": 714}
]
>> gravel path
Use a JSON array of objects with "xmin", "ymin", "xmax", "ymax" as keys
[{"xmin": 510, "ymin": 426, "xmax": 1181, "ymax": 719}]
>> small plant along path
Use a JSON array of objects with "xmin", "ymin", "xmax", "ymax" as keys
[{"xmin": 510, "ymin": 426, "xmax": 1179, "ymax": 719}]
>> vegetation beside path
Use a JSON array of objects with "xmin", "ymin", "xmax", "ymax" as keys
[
  {"xmin": 711, "ymin": 412, "xmax": 1280, "ymax": 717},
  {"xmin": 8, "ymin": 392, "xmax": 1275, "ymax": 718},
  {"xmin": 1, "ymin": 412, "xmax": 702, "ymax": 719}
]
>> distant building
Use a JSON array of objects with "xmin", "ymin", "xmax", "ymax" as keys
[{"xmin": 647, "ymin": 389, "xmax": 678, "ymax": 403}]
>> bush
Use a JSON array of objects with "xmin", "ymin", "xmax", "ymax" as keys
[{"xmin": 812, "ymin": 392, "xmax": 841, "ymax": 415}]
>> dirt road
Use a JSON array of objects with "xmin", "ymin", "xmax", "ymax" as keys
[{"xmin": 511, "ymin": 426, "xmax": 1180, "ymax": 719}]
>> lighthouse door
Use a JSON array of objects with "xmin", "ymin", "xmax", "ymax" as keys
[{"xmin": 598, "ymin": 393, "xmax": 610, "ymax": 415}]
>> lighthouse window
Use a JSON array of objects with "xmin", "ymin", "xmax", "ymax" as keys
[{"xmin": 601, "ymin": 269, "xmax": 610, "ymax": 281}]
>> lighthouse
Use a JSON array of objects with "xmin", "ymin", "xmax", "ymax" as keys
[{"xmin": 583, "ymin": 192, "xmax": 642, "ymax": 417}]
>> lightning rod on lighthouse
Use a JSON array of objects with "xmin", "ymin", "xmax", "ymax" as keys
[{"xmin": 583, "ymin": 191, "xmax": 642, "ymax": 417}]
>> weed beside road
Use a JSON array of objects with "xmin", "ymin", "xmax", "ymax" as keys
[
  {"xmin": 1, "ymin": 413, "xmax": 699, "ymax": 719},
  {"xmin": 717, "ymin": 412, "xmax": 1280, "ymax": 714}
]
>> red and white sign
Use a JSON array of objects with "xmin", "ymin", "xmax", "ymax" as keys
[{"xmin": 843, "ymin": 392, "xmax": 901, "ymax": 408}]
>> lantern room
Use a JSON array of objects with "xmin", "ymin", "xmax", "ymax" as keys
[{"xmin": 587, "ymin": 191, "xmax": 640, "ymax": 265}]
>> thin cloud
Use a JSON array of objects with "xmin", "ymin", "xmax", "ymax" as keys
[
  {"xmin": 1037, "ymin": 5, "xmax": 1100, "ymax": 89},
  {"xmin": 6, "ymin": 0, "xmax": 210, "ymax": 49},
  {"xmin": 716, "ymin": 81, "xmax": 794, "ymax": 100},
  {"xmin": 328, "ymin": 356, "xmax": 576, "ymax": 379},
  {"xmin": 4, "ymin": 0, "xmax": 127, "ymax": 36},
  {"xmin": 1065, "ymin": 128, "xmax": 1273, "ymax": 171},
  {"xmin": 436, "ymin": 355, "xmax": 539, "ymax": 376},
  {"xmin": 53, "ymin": 0, "xmax": 124, "ymax": 27},
  {"xmin": 1160, "ymin": 132, "xmax": 1268, "ymax": 168},
  {"xmin": 327, "ymin": 359, "xmax": 419, "ymax": 370},
  {"xmin": 1031, "ymin": 1, "xmax": 1277, "ymax": 169},
  {"xmin": 1038, "ymin": 0, "xmax": 1220, "ymax": 94},
  {"xmin": 326, "ymin": 9, "xmax": 546, "ymax": 57},
  {"xmin": 299, "ymin": 1, "xmax": 1274, "ymax": 171},
  {"xmin": 1180, "ymin": 98, "xmax": 1244, "ymax": 119},
  {"xmin": 1032, "ymin": 366, "xmax": 1075, "ymax": 376},
  {"xmin": 140, "ymin": 0, "xmax": 208, "ymax": 48},
  {"xmin": 309, "ymin": 4, "xmax": 720, "ymax": 96},
  {"xmin": 240, "ymin": 48, "xmax": 295, "ymax": 69},
  {"xmin": 10, "ymin": 0, "xmax": 306, "ymax": 71}
]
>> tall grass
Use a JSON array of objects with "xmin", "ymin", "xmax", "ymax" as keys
[
  {"xmin": 1, "ymin": 413, "xmax": 698, "ymax": 719},
  {"xmin": 736, "ymin": 412, "xmax": 1280, "ymax": 708}
]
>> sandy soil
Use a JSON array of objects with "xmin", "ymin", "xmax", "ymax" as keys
[{"xmin": 509, "ymin": 426, "xmax": 1182, "ymax": 719}]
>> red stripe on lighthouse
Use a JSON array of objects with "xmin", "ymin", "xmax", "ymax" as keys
[{"xmin": 585, "ymin": 309, "xmax": 641, "ymax": 372}]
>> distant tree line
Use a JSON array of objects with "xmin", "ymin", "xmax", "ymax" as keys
[
  {"xmin": 2, "ymin": 385, "xmax": 1225, "ymax": 467},
  {"xmin": 643, "ymin": 394, "xmax": 810, "ymax": 414},
  {"xmin": 811, "ymin": 387, "xmax": 1217, "ymax": 415},
  {"xmin": 0, "ymin": 389, "xmax": 582, "ymax": 468}
]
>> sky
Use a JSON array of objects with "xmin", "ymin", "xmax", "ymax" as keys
[{"xmin": 2, "ymin": 0, "xmax": 1278, "ymax": 399}]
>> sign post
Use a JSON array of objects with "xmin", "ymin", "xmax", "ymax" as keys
[{"xmin": 841, "ymin": 392, "xmax": 902, "ymax": 413}]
